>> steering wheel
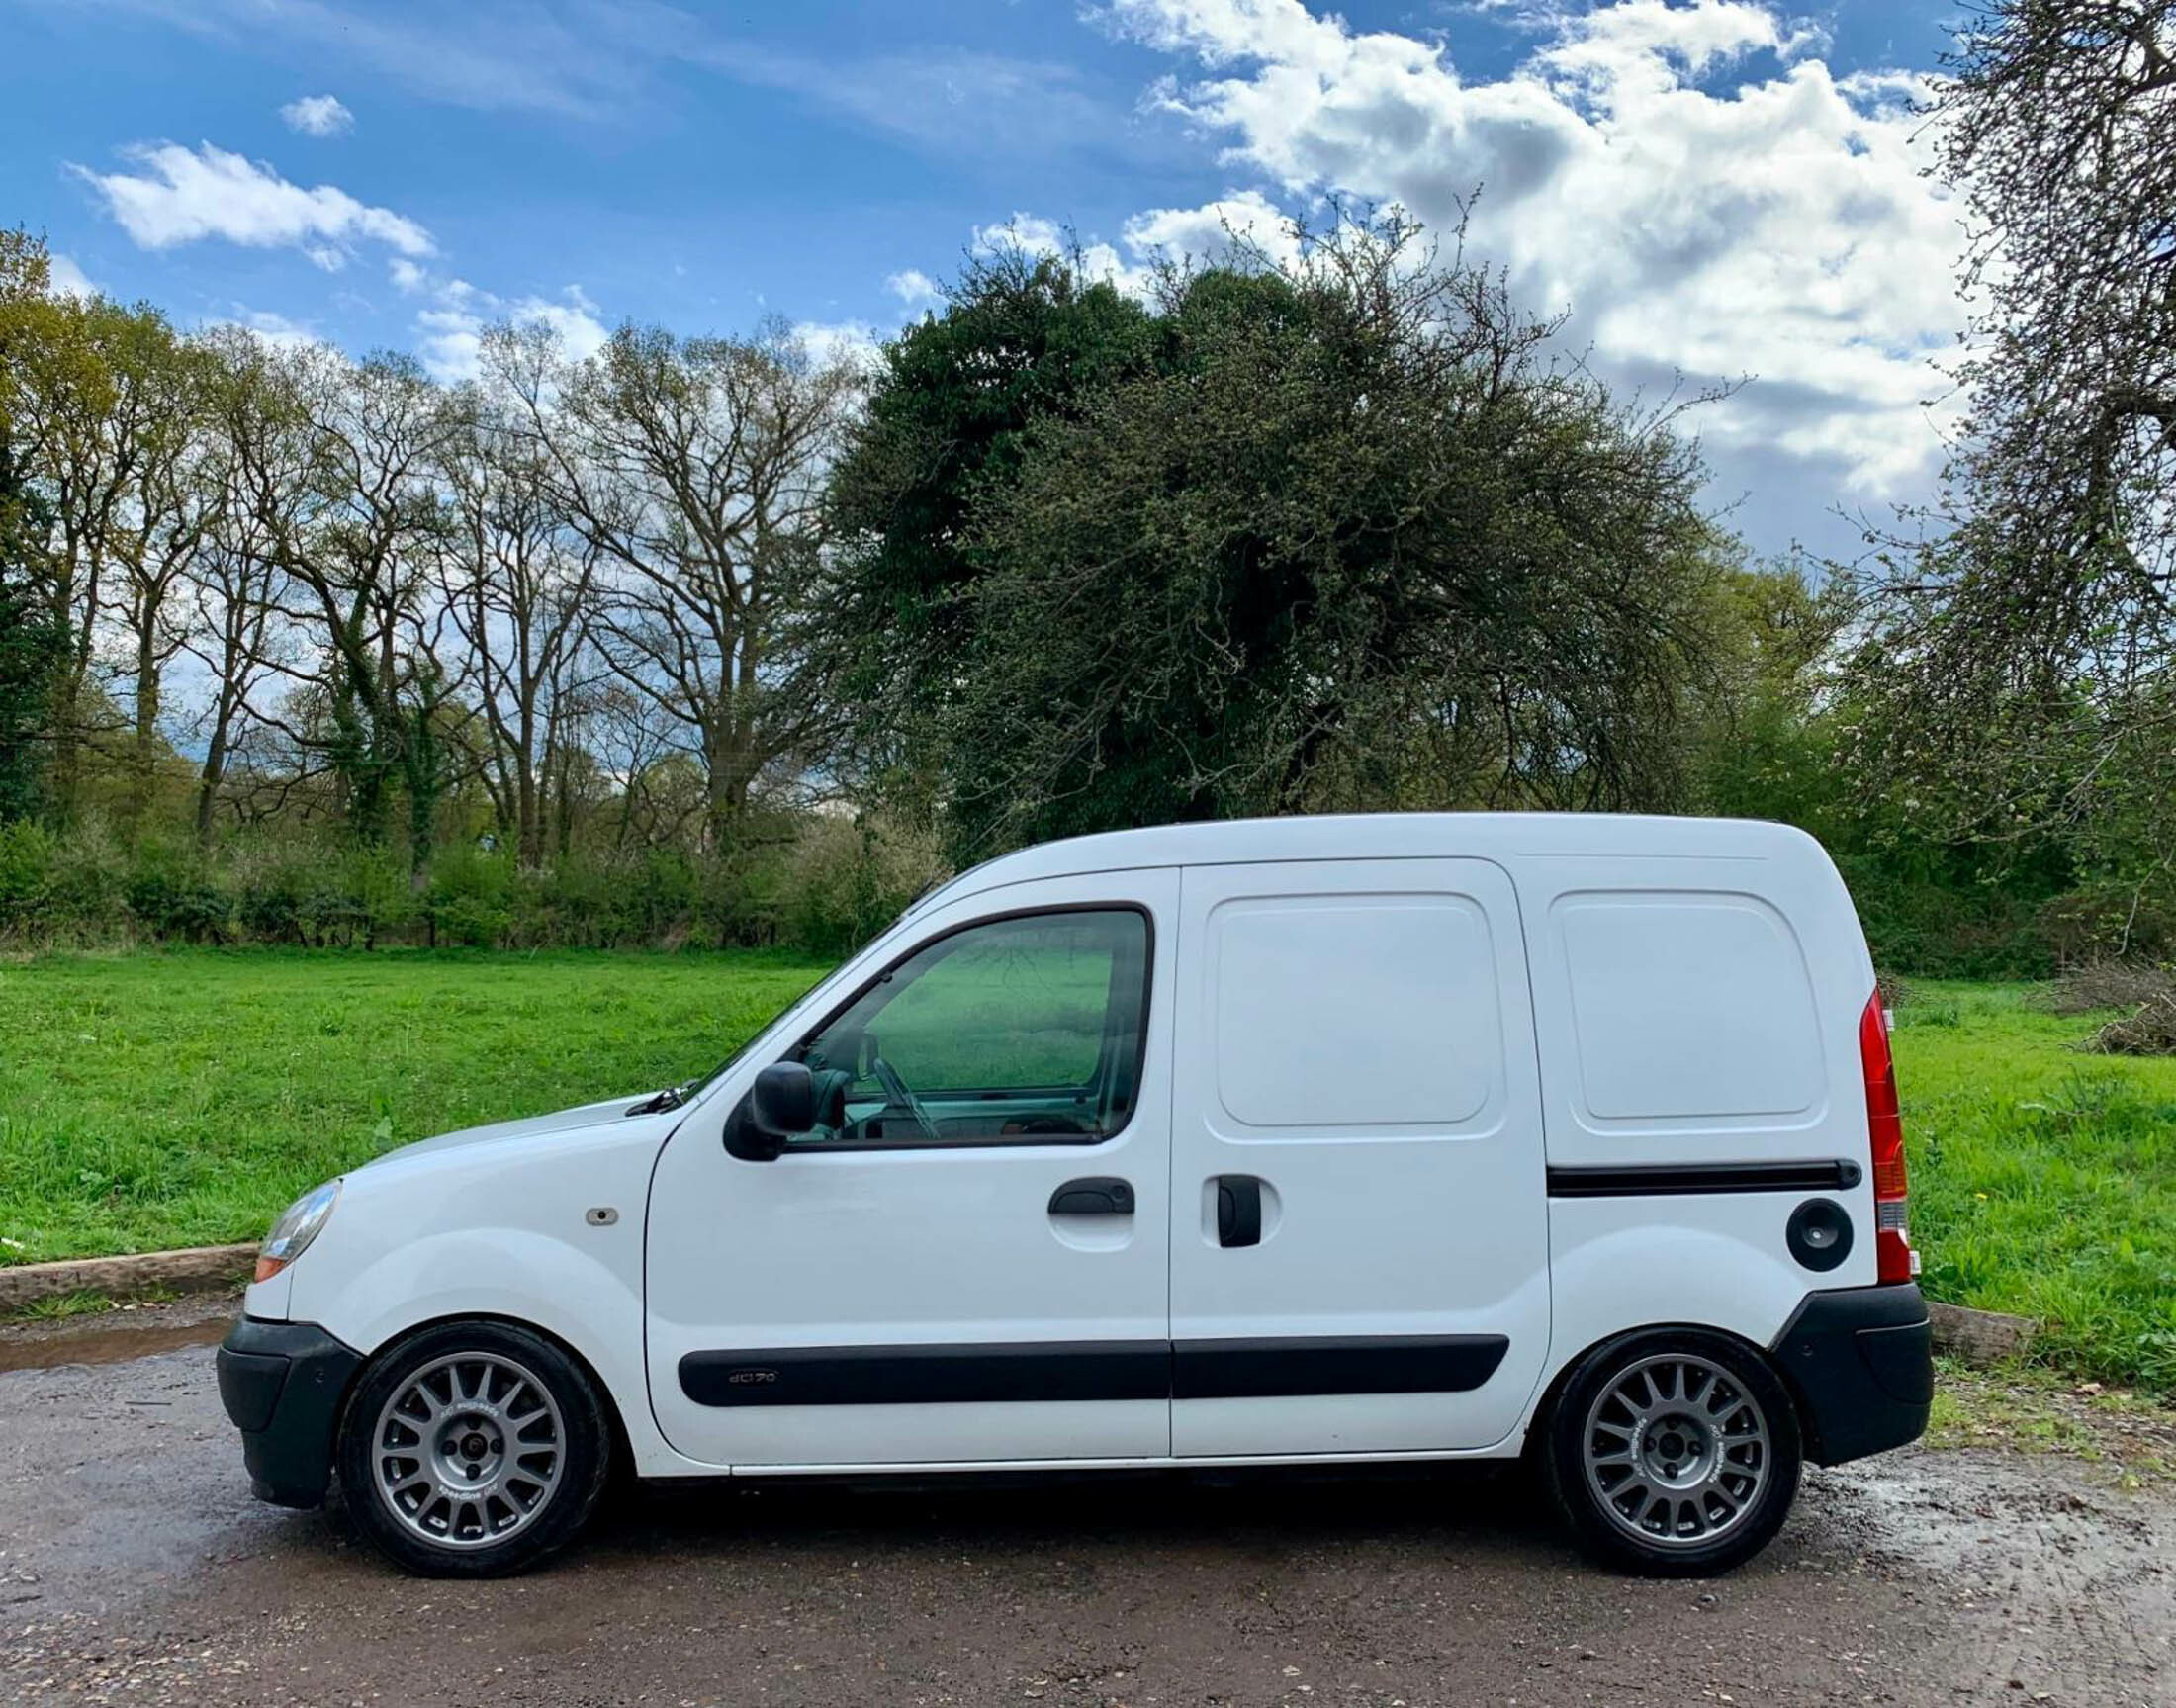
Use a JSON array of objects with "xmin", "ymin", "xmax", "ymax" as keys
[{"xmin": 869, "ymin": 1053, "xmax": 940, "ymax": 1142}]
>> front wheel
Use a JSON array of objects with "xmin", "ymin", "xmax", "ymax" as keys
[
  {"xmin": 1541, "ymin": 1329, "xmax": 1802, "ymax": 1576},
  {"xmin": 335, "ymin": 1320, "xmax": 613, "ymax": 1577}
]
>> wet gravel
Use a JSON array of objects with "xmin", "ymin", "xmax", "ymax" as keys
[{"xmin": 0, "ymin": 1303, "xmax": 2168, "ymax": 1706}]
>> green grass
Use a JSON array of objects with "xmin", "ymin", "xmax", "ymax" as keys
[
  {"xmin": 0, "ymin": 948, "xmax": 830, "ymax": 1263},
  {"xmin": 1, "ymin": 953, "xmax": 2169, "ymax": 1396},
  {"xmin": 1893, "ymin": 982, "xmax": 2176, "ymax": 1394}
]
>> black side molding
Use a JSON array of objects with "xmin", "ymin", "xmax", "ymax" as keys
[
  {"xmin": 1173, "ymin": 1335, "xmax": 1507, "ymax": 1400},
  {"xmin": 1547, "ymin": 1159, "xmax": 1862, "ymax": 1198},
  {"xmin": 680, "ymin": 1334, "xmax": 1512, "ymax": 1407},
  {"xmin": 680, "ymin": 1341, "xmax": 1171, "ymax": 1407}
]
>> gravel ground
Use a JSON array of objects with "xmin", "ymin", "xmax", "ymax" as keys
[{"xmin": 0, "ymin": 1301, "xmax": 2168, "ymax": 1707}]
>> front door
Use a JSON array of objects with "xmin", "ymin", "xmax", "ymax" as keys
[
  {"xmin": 1166, "ymin": 858, "xmax": 1550, "ymax": 1458},
  {"xmin": 645, "ymin": 871, "xmax": 1178, "ymax": 1470}
]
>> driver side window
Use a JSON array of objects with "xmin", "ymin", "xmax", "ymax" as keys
[{"xmin": 793, "ymin": 908, "xmax": 1150, "ymax": 1147}]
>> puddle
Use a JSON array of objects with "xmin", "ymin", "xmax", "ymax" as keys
[{"xmin": 0, "ymin": 1313, "xmax": 227, "ymax": 1373}]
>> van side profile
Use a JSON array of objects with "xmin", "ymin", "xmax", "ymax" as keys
[{"xmin": 217, "ymin": 813, "xmax": 1933, "ymax": 1577}]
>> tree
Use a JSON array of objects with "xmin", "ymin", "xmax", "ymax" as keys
[
  {"xmin": 108, "ymin": 325, "xmax": 220, "ymax": 822},
  {"xmin": 818, "ymin": 250, "xmax": 1163, "ymax": 797},
  {"xmin": 819, "ymin": 218, "xmax": 1729, "ymax": 861},
  {"xmin": 179, "ymin": 331, "xmax": 292, "ymax": 847},
  {"xmin": 0, "ymin": 234, "xmax": 64, "ymax": 821},
  {"xmin": 499, "ymin": 320, "xmax": 861, "ymax": 851},
  {"xmin": 0, "ymin": 429, "xmax": 63, "ymax": 822},
  {"xmin": 1852, "ymin": 4, "xmax": 2176, "ymax": 866},
  {"xmin": 0, "ymin": 267, "xmax": 183, "ymax": 822},
  {"xmin": 234, "ymin": 344, "xmax": 462, "ymax": 856},
  {"xmin": 435, "ymin": 368, "xmax": 602, "ymax": 865}
]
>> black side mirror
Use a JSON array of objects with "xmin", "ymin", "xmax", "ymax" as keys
[{"xmin": 723, "ymin": 1061, "xmax": 816, "ymax": 1162}]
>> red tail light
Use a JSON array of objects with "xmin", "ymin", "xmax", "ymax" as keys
[{"xmin": 1859, "ymin": 991, "xmax": 1916, "ymax": 1283}]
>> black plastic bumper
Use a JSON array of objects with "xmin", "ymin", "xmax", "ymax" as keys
[
  {"xmin": 1769, "ymin": 1282, "xmax": 1934, "ymax": 1466},
  {"xmin": 216, "ymin": 1316, "xmax": 364, "ymax": 1509}
]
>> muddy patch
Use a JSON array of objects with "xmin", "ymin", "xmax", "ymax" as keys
[{"xmin": 0, "ymin": 1295, "xmax": 231, "ymax": 1372}]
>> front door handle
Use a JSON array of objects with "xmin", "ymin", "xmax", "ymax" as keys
[
  {"xmin": 1216, "ymin": 1175, "xmax": 1262, "ymax": 1248},
  {"xmin": 1048, "ymin": 1177, "xmax": 1134, "ymax": 1216}
]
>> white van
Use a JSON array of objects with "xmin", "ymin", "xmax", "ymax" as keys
[{"xmin": 218, "ymin": 813, "xmax": 1931, "ymax": 1578}]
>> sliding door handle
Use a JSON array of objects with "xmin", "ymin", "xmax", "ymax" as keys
[
  {"xmin": 1216, "ymin": 1175, "xmax": 1262, "ymax": 1248},
  {"xmin": 1048, "ymin": 1177, "xmax": 1134, "ymax": 1216}
]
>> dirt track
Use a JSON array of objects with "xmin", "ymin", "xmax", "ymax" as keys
[{"xmin": 0, "ymin": 1300, "xmax": 2168, "ymax": 1706}]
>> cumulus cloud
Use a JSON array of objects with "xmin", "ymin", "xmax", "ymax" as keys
[
  {"xmin": 205, "ymin": 307, "xmax": 321, "ymax": 350},
  {"xmin": 969, "ymin": 191, "xmax": 1306, "ymax": 301},
  {"xmin": 403, "ymin": 269, "xmax": 609, "ymax": 381},
  {"xmin": 792, "ymin": 318, "xmax": 886, "ymax": 375},
  {"xmin": 73, "ymin": 142, "xmax": 433, "ymax": 270},
  {"xmin": 1100, "ymin": 0, "xmax": 1967, "ymax": 515},
  {"xmin": 45, "ymin": 253, "xmax": 98, "ymax": 300},
  {"xmin": 279, "ymin": 94, "xmax": 354, "ymax": 136},
  {"xmin": 884, "ymin": 268, "xmax": 939, "ymax": 306}
]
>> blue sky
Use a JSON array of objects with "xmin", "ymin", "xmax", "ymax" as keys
[{"xmin": 2, "ymin": 1, "xmax": 1968, "ymax": 560}]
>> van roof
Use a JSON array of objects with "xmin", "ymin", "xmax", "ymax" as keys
[{"xmin": 914, "ymin": 812, "xmax": 1823, "ymax": 917}]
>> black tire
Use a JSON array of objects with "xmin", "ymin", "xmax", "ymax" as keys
[
  {"xmin": 334, "ymin": 1319, "xmax": 614, "ymax": 1578},
  {"xmin": 1541, "ymin": 1328, "xmax": 1802, "ymax": 1577}
]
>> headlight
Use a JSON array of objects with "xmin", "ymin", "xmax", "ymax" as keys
[{"xmin": 255, "ymin": 1180, "xmax": 341, "ymax": 1284}]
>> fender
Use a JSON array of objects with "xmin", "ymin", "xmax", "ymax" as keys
[{"xmin": 265, "ymin": 1105, "xmax": 715, "ymax": 1478}]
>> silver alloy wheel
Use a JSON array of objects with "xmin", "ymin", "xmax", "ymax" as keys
[
  {"xmin": 1581, "ymin": 1352, "xmax": 1771, "ymax": 1550},
  {"xmin": 370, "ymin": 1352, "xmax": 566, "ymax": 1551}
]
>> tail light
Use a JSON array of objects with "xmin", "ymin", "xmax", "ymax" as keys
[{"xmin": 1859, "ymin": 991, "xmax": 1917, "ymax": 1283}]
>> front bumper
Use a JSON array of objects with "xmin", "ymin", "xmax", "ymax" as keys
[
  {"xmin": 1769, "ymin": 1282, "xmax": 1934, "ymax": 1466},
  {"xmin": 216, "ymin": 1316, "xmax": 364, "ymax": 1508}
]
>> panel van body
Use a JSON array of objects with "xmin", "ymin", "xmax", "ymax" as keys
[{"xmin": 219, "ymin": 814, "xmax": 1932, "ymax": 1576}]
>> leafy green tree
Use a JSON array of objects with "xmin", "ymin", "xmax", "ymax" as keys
[
  {"xmin": 0, "ymin": 430, "xmax": 63, "ymax": 821},
  {"xmin": 817, "ymin": 248, "xmax": 1163, "ymax": 807},
  {"xmin": 1852, "ymin": 3, "xmax": 2176, "ymax": 938},
  {"xmin": 819, "ymin": 218, "xmax": 1729, "ymax": 861}
]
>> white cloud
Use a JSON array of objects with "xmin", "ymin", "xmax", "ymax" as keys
[
  {"xmin": 514, "ymin": 285, "xmax": 611, "ymax": 363},
  {"xmin": 405, "ymin": 270, "xmax": 609, "ymax": 381},
  {"xmin": 884, "ymin": 268, "xmax": 939, "ymax": 306},
  {"xmin": 969, "ymin": 191, "xmax": 1302, "ymax": 300},
  {"xmin": 1123, "ymin": 190, "xmax": 1301, "ymax": 270},
  {"xmin": 45, "ymin": 253, "xmax": 98, "ymax": 300},
  {"xmin": 73, "ymin": 141, "xmax": 433, "ymax": 270},
  {"xmin": 205, "ymin": 307, "xmax": 320, "ymax": 351},
  {"xmin": 792, "ymin": 318, "xmax": 885, "ymax": 375},
  {"xmin": 280, "ymin": 94, "xmax": 354, "ymax": 136},
  {"xmin": 972, "ymin": 214, "xmax": 1138, "ymax": 293},
  {"xmin": 1104, "ymin": 0, "xmax": 1967, "ymax": 507}
]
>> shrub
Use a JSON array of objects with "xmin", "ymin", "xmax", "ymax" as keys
[
  {"xmin": 236, "ymin": 854, "xmax": 330, "ymax": 945},
  {"xmin": 42, "ymin": 830, "xmax": 125, "ymax": 937},
  {"xmin": 425, "ymin": 845, "xmax": 515, "ymax": 948},
  {"xmin": 123, "ymin": 841, "xmax": 230, "ymax": 944},
  {"xmin": 0, "ymin": 819, "xmax": 55, "ymax": 932},
  {"xmin": 2037, "ymin": 885, "xmax": 2176, "ymax": 968},
  {"xmin": 780, "ymin": 815, "xmax": 946, "ymax": 959}
]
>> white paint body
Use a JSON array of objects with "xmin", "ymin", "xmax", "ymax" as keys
[{"xmin": 255, "ymin": 813, "xmax": 1881, "ymax": 1480}]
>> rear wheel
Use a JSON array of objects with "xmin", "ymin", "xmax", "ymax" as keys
[
  {"xmin": 1542, "ymin": 1329, "xmax": 1801, "ymax": 1576},
  {"xmin": 335, "ymin": 1320, "xmax": 613, "ymax": 1577}
]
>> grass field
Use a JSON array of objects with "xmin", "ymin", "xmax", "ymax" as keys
[
  {"xmin": 1892, "ymin": 981, "xmax": 2176, "ymax": 1393},
  {"xmin": 0, "ymin": 950, "xmax": 831, "ymax": 1263},
  {"xmin": 1, "ymin": 953, "xmax": 2170, "ymax": 1393}
]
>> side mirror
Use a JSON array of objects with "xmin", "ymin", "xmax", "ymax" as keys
[{"xmin": 722, "ymin": 1061, "xmax": 816, "ymax": 1162}]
